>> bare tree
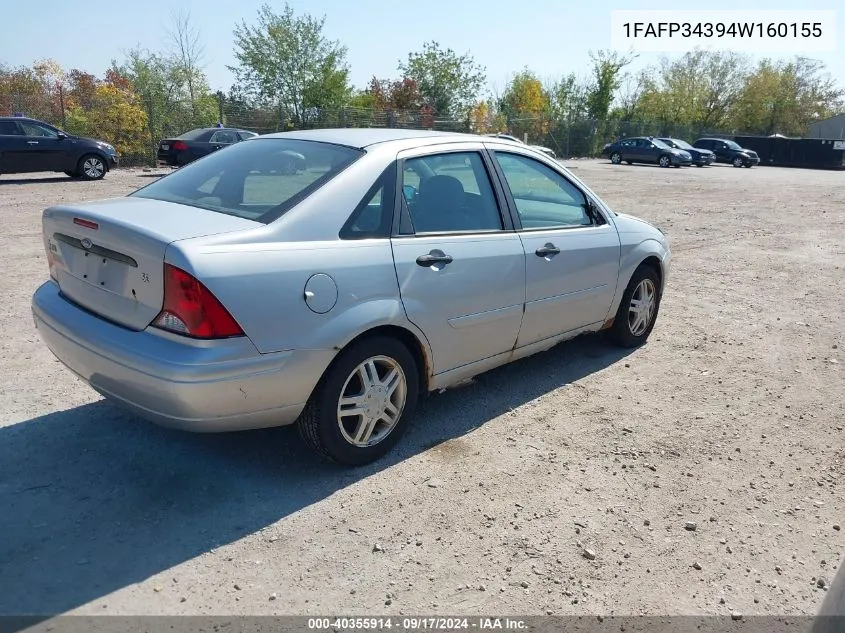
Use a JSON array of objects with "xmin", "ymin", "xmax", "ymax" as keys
[{"xmin": 168, "ymin": 10, "xmax": 205, "ymax": 118}]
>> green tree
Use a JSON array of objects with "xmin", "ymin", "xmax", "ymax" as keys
[
  {"xmin": 398, "ymin": 41, "xmax": 485, "ymax": 118},
  {"xmin": 230, "ymin": 2, "xmax": 351, "ymax": 125},
  {"xmin": 547, "ymin": 73, "xmax": 589, "ymax": 121},
  {"xmin": 732, "ymin": 57, "xmax": 844, "ymax": 136},
  {"xmin": 585, "ymin": 50, "xmax": 636, "ymax": 121},
  {"xmin": 634, "ymin": 50, "xmax": 748, "ymax": 128}
]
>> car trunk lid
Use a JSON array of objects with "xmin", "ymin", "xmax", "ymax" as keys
[{"xmin": 43, "ymin": 197, "xmax": 259, "ymax": 331}]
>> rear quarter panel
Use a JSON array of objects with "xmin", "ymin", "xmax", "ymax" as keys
[{"xmin": 165, "ymin": 238, "xmax": 426, "ymax": 357}]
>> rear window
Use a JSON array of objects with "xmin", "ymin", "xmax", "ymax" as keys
[
  {"xmin": 130, "ymin": 138, "xmax": 363, "ymax": 223},
  {"xmin": 177, "ymin": 128, "xmax": 211, "ymax": 140}
]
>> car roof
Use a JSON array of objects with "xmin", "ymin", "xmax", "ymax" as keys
[{"xmin": 259, "ymin": 128, "xmax": 495, "ymax": 150}]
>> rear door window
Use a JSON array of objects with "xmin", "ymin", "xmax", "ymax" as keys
[
  {"xmin": 401, "ymin": 151, "xmax": 504, "ymax": 233},
  {"xmin": 0, "ymin": 121, "xmax": 21, "ymax": 135}
]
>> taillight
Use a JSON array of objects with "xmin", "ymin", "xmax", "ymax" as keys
[
  {"xmin": 152, "ymin": 264, "xmax": 244, "ymax": 339},
  {"xmin": 172, "ymin": 141, "xmax": 188, "ymax": 151}
]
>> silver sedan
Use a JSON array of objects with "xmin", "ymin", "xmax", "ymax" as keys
[{"xmin": 32, "ymin": 129, "xmax": 670, "ymax": 465}]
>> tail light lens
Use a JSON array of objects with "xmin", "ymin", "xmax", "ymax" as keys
[
  {"xmin": 172, "ymin": 141, "xmax": 188, "ymax": 151},
  {"xmin": 152, "ymin": 264, "xmax": 244, "ymax": 339}
]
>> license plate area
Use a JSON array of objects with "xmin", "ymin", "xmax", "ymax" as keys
[
  {"xmin": 65, "ymin": 249, "xmax": 130, "ymax": 291},
  {"xmin": 161, "ymin": 144, "xmax": 169, "ymax": 151},
  {"xmin": 52, "ymin": 234, "xmax": 136, "ymax": 293}
]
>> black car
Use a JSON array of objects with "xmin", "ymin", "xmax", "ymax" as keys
[
  {"xmin": 657, "ymin": 138, "xmax": 714, "ymax": 167},
  {"xmin": 157, "ymin": 127, "xmax": 258, "ymax": 167},
  {"xmin": 602, "ymin": 136, "xmax": 692, "ymax": 168},
  {"xmin": 692, "ymin": 138, "xmax": 760, "ymax": 168},
  {"xmin": 0, "ymin": 116, "xmax": 118, "ymax": 180}
]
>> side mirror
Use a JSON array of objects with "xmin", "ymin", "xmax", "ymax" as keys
[
  {"xmin": 56, "ymin": 132, "xmax": 67, "ymax": 140},
  {"xmin": 403, "ymin": 184, "xmax": 417, "ymax": 201}
]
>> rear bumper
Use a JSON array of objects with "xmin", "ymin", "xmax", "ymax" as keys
[{"xmin": 32, "ymin": 281, "xmax": 335, "ymax": 432}]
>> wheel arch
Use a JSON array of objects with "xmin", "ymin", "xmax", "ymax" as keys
[
  {"xmin": 319, "ymin": 323, "xmax": 433, "ymax": 398},
  {"xmin": 603, "ymin": 241, "xmax": 669, "ymax": 327}
]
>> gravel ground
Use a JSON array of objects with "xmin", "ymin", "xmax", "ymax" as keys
[{"xmin": 0, "ymin": 161, "xmax": 842, "ymax": 618}]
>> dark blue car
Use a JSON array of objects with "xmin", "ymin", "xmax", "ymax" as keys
[
  {"xmin": 657, "ymin": 138, "xmax": 715, "ymax": 167},
  {"xmin": 602, "ymin": 136, "xmax": 692, "ymax": 168}
]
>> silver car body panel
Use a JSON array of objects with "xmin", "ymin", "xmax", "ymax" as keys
[{"xmin": 32, "ymin": 129, "xmax": 670, "ymax": 432}]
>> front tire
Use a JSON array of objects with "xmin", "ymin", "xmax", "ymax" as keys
[
  {"xmin": 297, "ymin": 336, "xmax": 420, "ymax": 466},
  {"xmin": 658, "ymin": 155, "xmax": 671, "ymax": 168},
  {"xmin": 610, "ymin": 152, "xmax": 622, "ymax": 165},
  {"xmin": 78, "ymin": 155, "xmax": 106, "ymax": 180},
  {"xmin": 607, "ymin": 265, "xmax": 662, "ymax": 348},
  {"xmin": 732, "ymin": 156, "xmax": 744, "ymax": 168}
]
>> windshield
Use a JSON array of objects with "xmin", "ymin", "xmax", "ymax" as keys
[
  {"xmin": 651, "ymin": 138, "xmax": 670, "ymax": 149},
  {"xmin": 667, "ymin": 138, "xmax": 692, "ymax": 149},
  {"xmin": 131, "ymin": 138, "xmax": 363, "ymax": 223},
  {"xmin": 723, "ymin": 140, "xmax": 742, "ymax": 150}
]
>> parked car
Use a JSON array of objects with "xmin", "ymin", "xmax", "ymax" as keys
[
  {"xmin": 485, "ymin": 132, "xmax": 558, "ymax": 159},
  {"xmin": 603, "ymin": 137, "xmax": 692, "ymax": 168},
  {"xmin": 32, "ymin": 129, "xmax": 670, "ymax": 466},
  {"xmin": 692, "ymin": 138, "xmax": 760, "ymax": 167},
  {"xmin": 657, "ymin": 138, "xmax": 714, "ymax": 167},
  {"xmin": 157, "ymin": 127, "xmax": 259, "ymax": 167},
  {"xmin": 0, "ymin": 116, "xmax": 118, "ymax": 180}
]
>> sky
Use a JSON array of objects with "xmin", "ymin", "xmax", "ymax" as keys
[{"xmin": 1, "ymin": 0, "xmax": 843, "ymax": 96}]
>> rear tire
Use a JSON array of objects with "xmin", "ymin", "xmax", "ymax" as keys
[
  {"xmin": 297, "ymin": 336, "xmax": 419, "ymax": 466},
  {"xmin": 607, "ymin": 265, "xmax": 662, "ymax": 348},
  {"xmin": 65, "ymin": 171, "xmax": 78, "ymax": 179},
  {"xmin": 78, "ymin": 155, "xmax": 106, "ymax": 180}
]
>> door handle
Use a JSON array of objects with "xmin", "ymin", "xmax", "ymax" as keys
[
  {"xmin": 535, "ymin": 243, "xmax": 561, "ymax": 257},
  {"xmin": 27, "ymin": 141, "xmax": 39, "ymax": 145},
  {"xmin": 416, "ymin": 250, "xmax": 453, "ymax": 267}
]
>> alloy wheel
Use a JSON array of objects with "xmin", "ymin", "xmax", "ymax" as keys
[
  {"xmin": 628, "ymin": 278, "xmax": 657, "ymax": 336},
  {"xmin": 83, "ymin": 157, "xmax": 105, "ymax": 179},
  {"xmin": 337, "ymin": 355, "xmax": 408, "ymax": 447}
]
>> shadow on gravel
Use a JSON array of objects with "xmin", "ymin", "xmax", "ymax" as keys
[
  {"xmin": 0, "ymin": 333, "xmax": 634, "ymax": 619},
  {"xmin": 0, "ymin": 177, "xmax": 76, "ymax": 185}
]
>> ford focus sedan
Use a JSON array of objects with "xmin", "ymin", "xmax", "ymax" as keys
[{"xmin": 32, "ymin": 129, "xmax": 670, "ymax": 466}]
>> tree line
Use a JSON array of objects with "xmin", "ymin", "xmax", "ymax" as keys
[{"xmin": 1, "ymin": 2, "xmax": 843, "ymax": 163}]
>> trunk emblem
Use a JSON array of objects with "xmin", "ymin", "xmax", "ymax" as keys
[{"xmin": 81, "ymin": 238, "xmax": 93, "ymax": 250}]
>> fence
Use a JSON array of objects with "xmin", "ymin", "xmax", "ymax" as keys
[{"xmin": 2, "ymin": 91, "xmax": 741, "ymax": 167}]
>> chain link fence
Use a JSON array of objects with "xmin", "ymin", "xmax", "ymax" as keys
[{"xmin": 2, "ymin": 92, "xmax": 740, "ymax": 167}]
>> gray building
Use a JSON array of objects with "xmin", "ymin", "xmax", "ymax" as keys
[{"xmin": 809, "ymin": 114, "xmax": 845, "ymax": 139}]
